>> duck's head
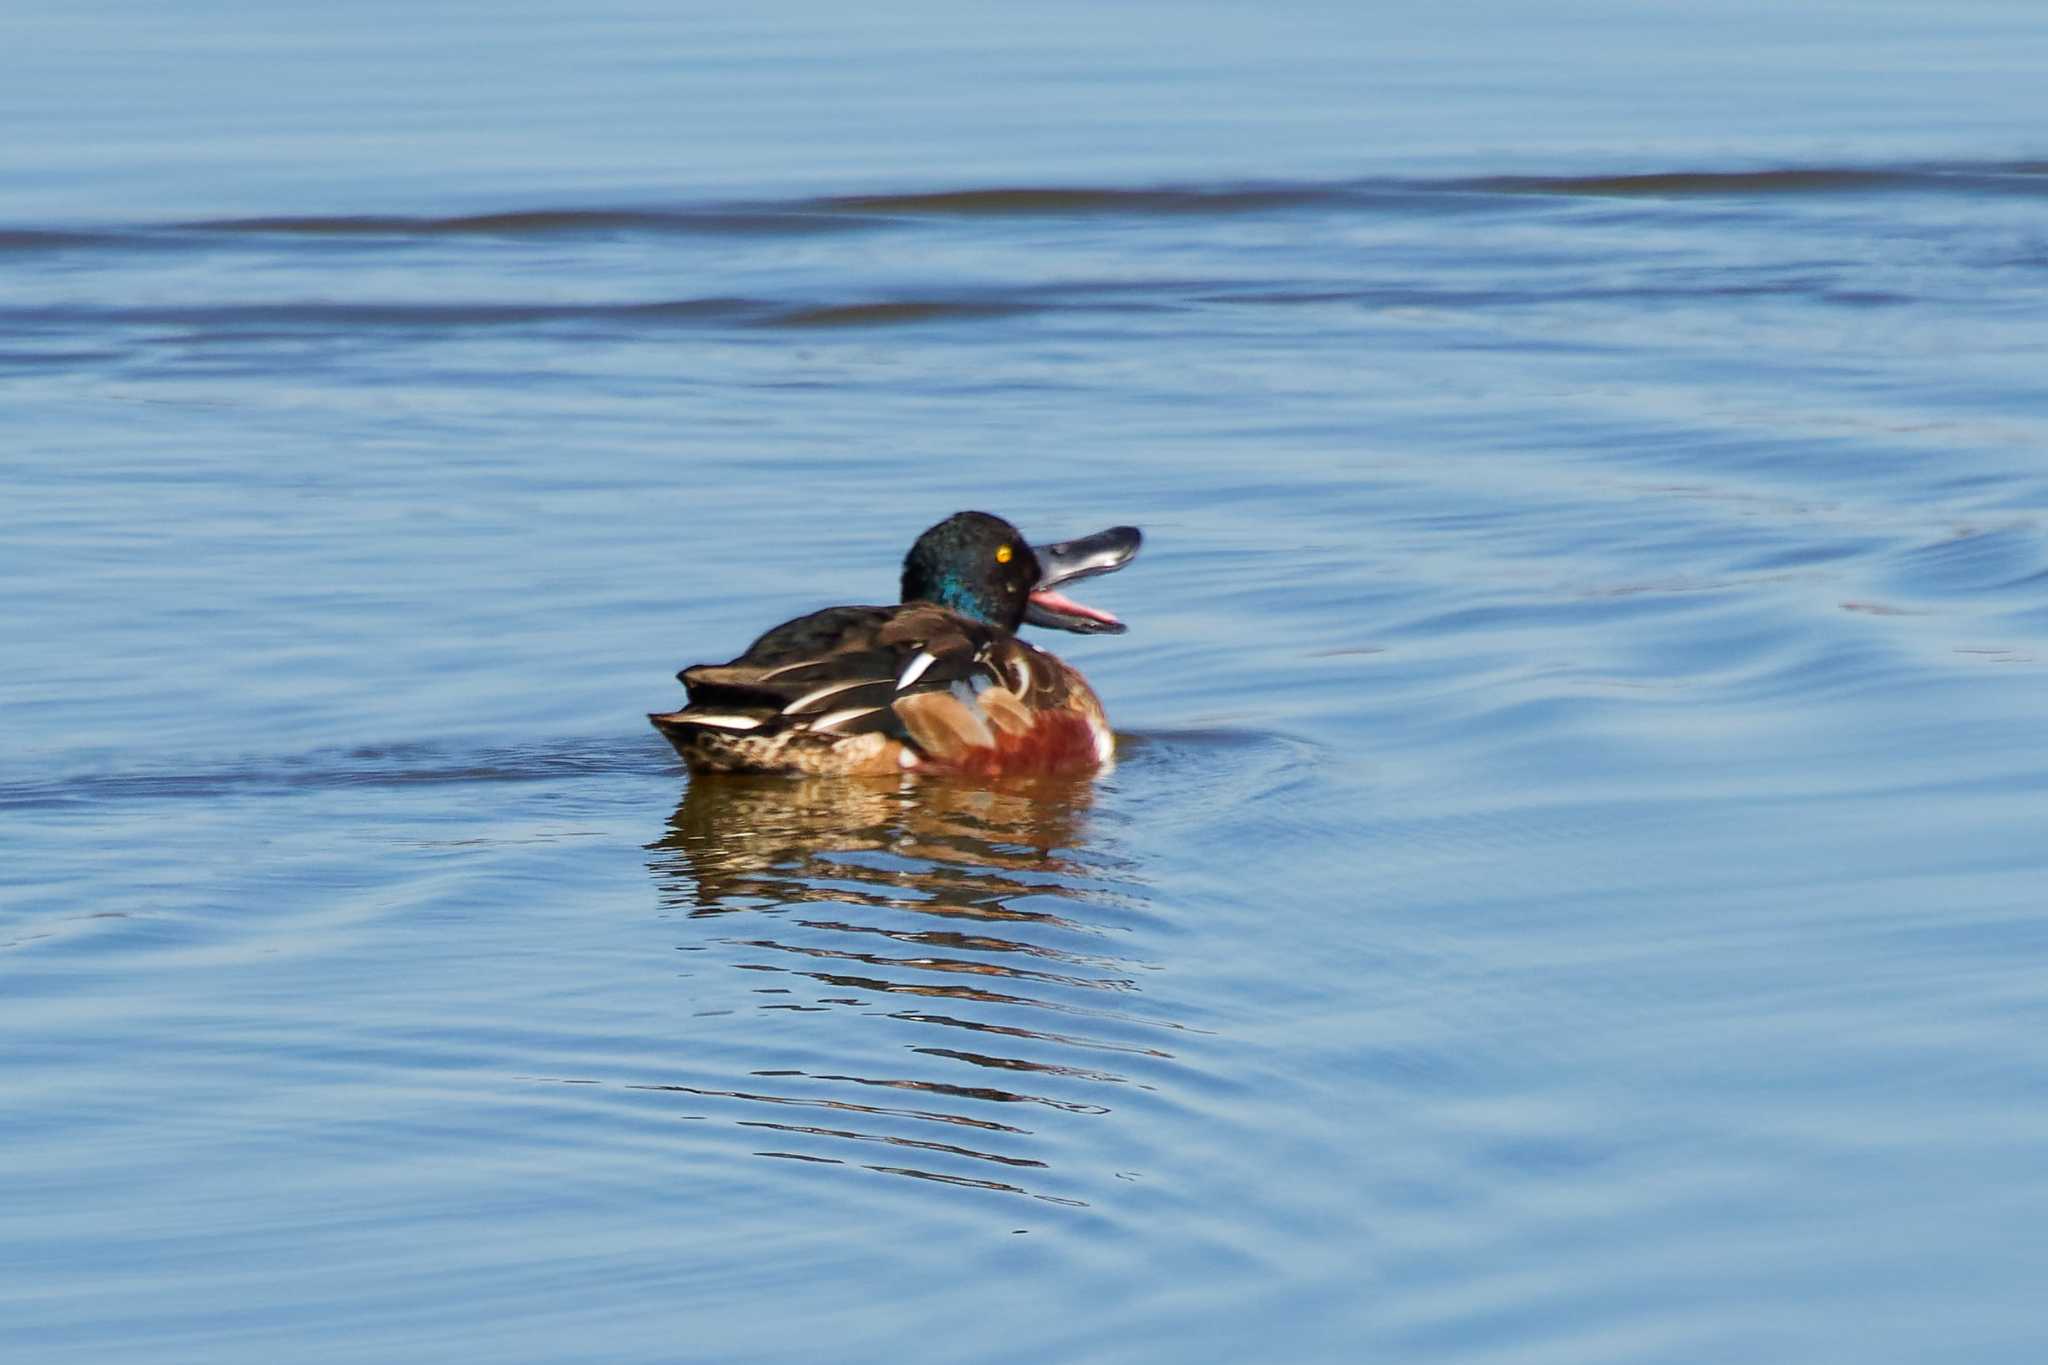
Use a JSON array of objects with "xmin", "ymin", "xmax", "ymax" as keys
[{"xmin": 901, "ymin": 511, "xmax": 1142, "ymax": 635}]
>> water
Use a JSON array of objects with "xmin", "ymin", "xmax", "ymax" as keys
[{"xmin": 7, "ymin": 3, "xmax": 2048, "ymax": 1360}]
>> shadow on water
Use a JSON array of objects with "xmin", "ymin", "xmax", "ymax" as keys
[{"xmin": 634, "ymin": 770, "xmax": 1182, "ymax": 1206}]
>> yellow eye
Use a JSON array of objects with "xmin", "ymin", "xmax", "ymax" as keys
[{"xmin": 995, "ymin": 544, "xmax": 1014, "ymax": 564}]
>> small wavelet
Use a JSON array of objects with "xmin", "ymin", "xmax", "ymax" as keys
[
  {"xmin": 758, "ymin": 299, "xmax": 1046, "ymax": 329},
  {"xmin": 1466, "ymin": 168, "xmax": 1923, "ymax": 196},
  {"xmin": 0, "ymin": 227, "xmax": 155, "ymax": 253},
  {"xmin": 178, "ymin": 208, "xmax": 892, "ymax": 239},
  {"xmin": 811, "ymin": 185, "xmax": 1333, "ymax": 216},
  {"xmin": 1108, "ymin": 728, "xmax": 1328, "ymax": 827},
  {"xmin": 0, "ymin": 297, "xmax": 777, "ymax": 331},
  {"xmin": 0, "ymin": 294, "xmax": 1068, "ymax": 336},
  {"xmin": 10, "ymin": 156, "xmax": 2038, "ymax": 274},
  {"xmin": 1458, "ymin": 163, "xmax": 2048, "ymax": 198},
  {"xmin": 1878, "ymin": 523, "xmax": 2048, "ymax": 604}
]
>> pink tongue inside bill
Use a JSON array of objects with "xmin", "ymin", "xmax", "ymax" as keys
[{"xmin": 1028, "ymin": 588, "xmax": 1121, "ymax": 627}]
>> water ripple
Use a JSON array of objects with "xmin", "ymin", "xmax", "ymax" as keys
[
  {"xmin": 6, "ymin": 159, "xmax": 2044, "ymax": 256},
  {"xmin": 0, "ymin": 737, "xmax": 676, "ymax": 812}
]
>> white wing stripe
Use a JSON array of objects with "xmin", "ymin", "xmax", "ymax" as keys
[
  {"xmin": 895, "ymin": 650, "xmax": 938, "ymax": 691},
  {"xmin": 807, "ymin": 706, "xmax": 882, "ymax": 732},
  {"xmin": 780, "ymin": 677, "xmax": 873, "ymax": 715},
  {"xmin": 676, "ymin": 713, "xmax": 763, "ymax": 730}
]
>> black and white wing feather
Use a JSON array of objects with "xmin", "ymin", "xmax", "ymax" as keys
[{"xmin": 670, "ymin": 603, "xmax": 1006, "ymax": 741}]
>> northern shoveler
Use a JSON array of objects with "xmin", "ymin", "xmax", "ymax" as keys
[{"xmin": 650, "ymin": 511, "xmax": 1141, "ymax": 777}]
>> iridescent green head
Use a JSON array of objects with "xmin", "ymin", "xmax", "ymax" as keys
[
  {"xmin": 900, "ymin": 511, "xmax": 1041, "ymax": 632},
  {"xmin": 900, "ymin": 511, "xmax": 1141, "ymax": 636}
]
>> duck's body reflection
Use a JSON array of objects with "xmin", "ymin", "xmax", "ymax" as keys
[
  {"xmin": 639, "ymin": 771, "xmax": 1178, "ymax": 1206},
  {"xmin": 652, "ymin": 771, "xmax": 1099, "ymax": 914}
]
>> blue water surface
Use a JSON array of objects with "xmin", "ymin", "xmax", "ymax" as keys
[{"xmin": 6, "ymin": 3, "xmax": 2048, "ymax": 1361}]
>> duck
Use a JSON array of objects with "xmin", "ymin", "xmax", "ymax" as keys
[{"xmin": 651, "ymin": 511, "xmax": 1141, "ymax": 777}]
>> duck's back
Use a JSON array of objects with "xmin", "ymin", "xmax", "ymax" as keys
[{"xmin": 650, "ymin": 603, "xmax": 1111, "ymax": 777}]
